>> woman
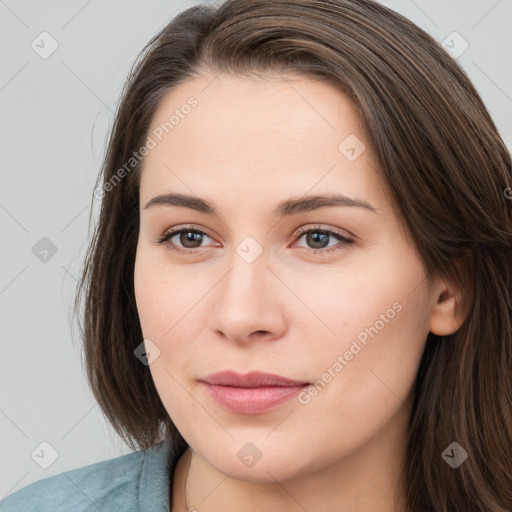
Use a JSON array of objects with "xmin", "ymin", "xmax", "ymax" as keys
[{"xmin": 2, "ymin": 0, "xmax": 511, "ymax": 511}]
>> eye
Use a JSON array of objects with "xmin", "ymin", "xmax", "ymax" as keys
[
  {"xmin": 292, "ymin": 225, "xmax": 354, "ymax": 255},
  {"xmin": 154, "ymin": 224, "xmax": 354, "ymax": 256},
  {"xmin": 155, "ymin": 225, "xmax": 214, "ymax": 255}
]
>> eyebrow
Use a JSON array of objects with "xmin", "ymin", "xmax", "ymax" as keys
[{"xmin": 144, "ymin": 192, "xmax": 376, "ymax": 216}]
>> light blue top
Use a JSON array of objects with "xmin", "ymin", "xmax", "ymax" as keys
[{"xmin": 0, "ymin": 437, "xmax": 180, "ymax": 512}]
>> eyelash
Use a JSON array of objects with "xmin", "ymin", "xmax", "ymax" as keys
[{"xmin": 155, "ymin": 224, "xmax": 354, "ymax": 257}]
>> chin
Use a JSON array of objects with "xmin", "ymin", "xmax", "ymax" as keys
[{"xmin": 201, "ymin": 442, "xmax": 315, "ymax": 483}]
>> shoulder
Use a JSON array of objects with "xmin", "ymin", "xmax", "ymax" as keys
[{"xmin": 0, "ymin": 438, "xmax": 172, "ymax": 512}]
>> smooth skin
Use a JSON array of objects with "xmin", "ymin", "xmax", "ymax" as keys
[{"xmin": 133, "ymin": 71, "xmax": 466, "ymax": 512}]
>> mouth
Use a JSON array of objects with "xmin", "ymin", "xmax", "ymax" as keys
[{"xmin": 199, "ymin": 370, "xmax": 311, "ymax": 415}]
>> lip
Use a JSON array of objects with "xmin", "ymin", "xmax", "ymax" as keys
[
  {"xmin": 199, "ymin": 371, "xmax": 310, "ymax": 415},
  {"xmin": 201, "ymin": 370, "xmax": 309, "ymax": 387}
]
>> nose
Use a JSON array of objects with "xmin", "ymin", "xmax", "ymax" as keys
[{"xmin": 207, "ymin": 255, "xmax": 287, "ymax": 345}]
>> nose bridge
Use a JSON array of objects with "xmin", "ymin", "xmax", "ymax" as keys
[
  {"xmin": 219, "ymin": 248, "xmax": 269, "ymax": 314},
  {"xmin": 218, "ymin": 231, "xmax": 270, "ymax": 301}
]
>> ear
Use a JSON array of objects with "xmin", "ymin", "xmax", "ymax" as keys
[{"xmin": 429, "ymin": 274, "xmax": 468, "ymax": 336}]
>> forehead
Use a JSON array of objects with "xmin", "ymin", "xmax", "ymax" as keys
[{"xmin": 139, "ymin": 72, "xmax": 384, "ymax": 210}]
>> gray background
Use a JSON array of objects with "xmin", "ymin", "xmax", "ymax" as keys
[{"xmin": 1, "ymin": 0, "xmax": 511, "ymax": 499}]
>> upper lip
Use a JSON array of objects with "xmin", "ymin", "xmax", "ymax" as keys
[{"xmin": 200, "ymin": 370, "xmax": 310, "ymax": 388}]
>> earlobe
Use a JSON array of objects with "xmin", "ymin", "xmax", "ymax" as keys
[{"xmin": 429, "ymin": 284, "xmax": 466, "ymax": 336}]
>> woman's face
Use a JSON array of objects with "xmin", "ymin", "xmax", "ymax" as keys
[{"xmin": 134, "ymin": 71, "xmax": 442, "ymax": 483}]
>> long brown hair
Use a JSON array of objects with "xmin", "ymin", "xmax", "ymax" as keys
[{"xmin": 74, "ymin": 1, "xmax": 512, "ymax": 510}]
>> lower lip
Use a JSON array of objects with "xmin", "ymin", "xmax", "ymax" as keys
[{"xmin": 201, "ymin": 382, "xmax": 308, "ymax": 415}]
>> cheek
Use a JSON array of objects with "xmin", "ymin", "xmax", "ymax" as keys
[
  {"xmin": 286, "ymin": 244, "xmax": 430, "ymax": 395},
  {"xmin": 133, "ymin": 251, "xmax": 163, "ymax": 339},
  {"xmin": 134, "ymin": 245, "xmax": 203, "ymax": 341},
  {"xmin": 134, "ymin": 251, "xmax": 206, "ymax": 426},
  {"xmin": 283, "ymin": 247, "xmax": 427, "ymax": 350}
]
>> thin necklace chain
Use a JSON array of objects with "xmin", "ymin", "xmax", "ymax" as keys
[{"xmin": 184, "ymin": 450, "xmax": 192, "ymax": 512}]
